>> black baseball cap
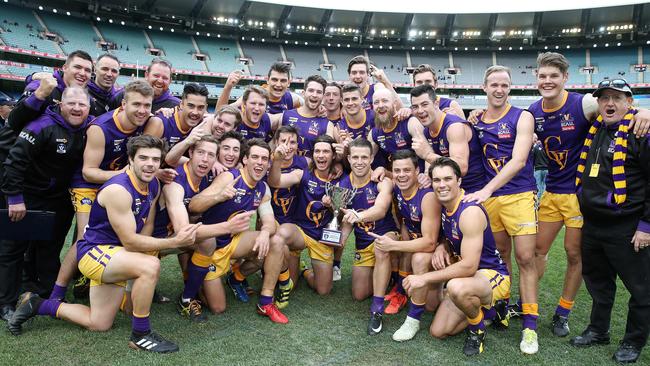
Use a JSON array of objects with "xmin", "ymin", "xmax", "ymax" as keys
[{"xmin": 593, "ymin": 79, "xmax": 633, "ymax": 98}]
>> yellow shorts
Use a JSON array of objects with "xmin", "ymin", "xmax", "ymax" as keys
[
  {"xmin": 353, "ymin": 243, "xmax": 375, "ymax": 267},
  {"xmin": 483, "ymin": 191, "xmax": 537, "ymax": 236},
  {"xmin": 289, "ymin": 227, "xmax": 334, "ymax": 264},
  {"xmin": 538, "ymin": 192, "xmax": 584, "ymax": 228},
  {"xmin": 69, "ymin": 188, "xmax": 98, "ymax": 214},
  {"xmin": 205, "ymin": 234, "xmax": 242, "ymax": 281},
  {"xmin": 478, "ymin": 269, "xmax": 511, "ymax": 306},
  {"xmin": 78, "ymin": 245, "xmax": 126, "ymax": 287}
]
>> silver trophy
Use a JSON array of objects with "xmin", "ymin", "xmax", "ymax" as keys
[{"xmin": 320, "ymin": 182, "xmax": 357, "ymax": 246}]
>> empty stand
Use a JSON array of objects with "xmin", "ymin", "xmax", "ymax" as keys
[
  {"xmin": 367, "ymin": 50, "xmax": 409, "ymax": 83},
  {"xmin": 39, "ymin": 13, "xmax": 99, "ymax": 56},
  {"xmin": 590, "ymin": 47, "xmax": 636, "ymax": 81},
  {"xmin": 0, "ymin": 4, "xmax": 61, "ymax": 54},
  {"xmin": 283, "ymin": 46, "xmax": 328, "ymax": 79},
  {"xmin": 98, "ymin": 23, "xmax": 154, "ymax": 65},
  {"xmin": 453, "ymin": 51, "xmax": 493, "ymax": 84},
  {"xmin": 194, "ymin": 37, "xmax": 241, "ymax": 74},
  {"xmin": 241, "ymin": 42, "xmax": 282, "ymax": 77},
  {"xmin": 148, "ymin": 30, "xmax": 204, "ymax": 71}
]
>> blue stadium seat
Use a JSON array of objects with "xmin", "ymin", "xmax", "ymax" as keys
[
  {"xmin": 453, "ymin": 51, "xmax": 493, "ymax": 84},
  {"xmin": 194, "ymin": 37, "xmax": 241, "ymax": 74},
  {"xmin": 98, "ymin": 23, "xmax": 154, "ymax": 65},
  {"xmin": 284, "ymin": 46, "xmax": 328, "ymax": 80},
  {"xmin": 0, "ymin": 4, "xmax": 61, "ymax": 54},
  {"xmin": 39, "ymin": 13, "xmax": 99, "ymax": 56},
  {"xmin": 241, "ymin": 42, "xmax": 283, "ymax": 77},
  {"xmin": 148, "ymin": 30, "xmax": 205, "ymax": 71},
  {"xmin": 367, "ymin": 50, "xmax": 409, "ymax": 83}
]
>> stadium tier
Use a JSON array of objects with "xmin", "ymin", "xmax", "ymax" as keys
[
  {"xmin": 283, "ymin": 45, "xmax": 329, "ymax": 80},
  {"xmin": 194, "ymin": 37, "xmax": 241, "ymax": 74},
  {"xmin": 0, "ymin": 4, "xmax": 61, "ymax": 55},
  {"xmin": 97, "ymin": 23, "xmax": 155, "ymax": 66},
  {"xmin": 241, "ymin": 42, "xmax": 283, "ymax": 76},
  {"xmin": 452, "ymin": 51, "xmax": 493, "ymax": 85},
  {"xmin": 147, "ymin": 31, "xmax": 205, "ymax": 72},
  {"xmin": 39, "ymin": 13, "xmax": 99, "ymax": 56}
]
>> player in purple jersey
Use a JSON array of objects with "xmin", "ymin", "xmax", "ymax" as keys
[
  {"xmin": 409, "ymin": 84, "xmax": 485, "ymax": 193},
  {"xmin": 9, "ymin": 136, "xmax": 200, "ymax": 353},
  {"xmin": 217, "ymin": 63, "xmax": 302, "ymax": 115},
  {"xmin": 269, "ymin": 126, "xmax": 308, "ymax": 225},
  {"xmin": 87, "ymin": 54, "xmax": 122, "ymax": 115},
  {"xmin": 109, "ymin": 59, "xmax": 180, "ymax": 111},
  {"xmin": 368, "ymin": 150, "xmax": 440, "ymax": 342},
  {"xmin": 404, "ymin": 157, "xmax": 510, "ymax": 356},
  {"xmin": 144, "ymin": 83, "xmax": 208, "ymax": 154},
  {"xmin": 269, "ymin": 135, "xmax": 339, "ymax": 295},
  {"xmin": 324, "ymin": 82, "xmax": 343, "ymax": 127},
  {"xmin": 412, "ymin": 64, "xmax": 465, "ymax": 118},
  {"xmin": 465, "ymin": 66, "xmax": 539, "ymax": 354},
  {"xmin": 339, "ymin": 84, "xmax": 376, "ymax": 141},
  {"xmin": 271, "ymin": 75, "xmax": 335, "ymax": 157},
  {"xmin": 51, "ymin": 81, "xmax": 155, "ymax": 302},
  {"xmin": 236, "ymin": 86, "xmax": 281, "ymax": 142},
  {"xmin": 529, "ymin": 53, "xmax": 650, "ymax": 337},
  {"xmin": 347, "ymin": 55, "xmax": 404, "ymax": 112},
  {"xmin": 333, "ymin": 139, "xmax": 399, "ymax": 334},
  {"xmin": 184, "ymin": 139, "xmax": 289, "ymax": 324}
]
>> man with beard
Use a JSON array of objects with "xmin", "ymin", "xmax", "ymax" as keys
[
  {"xmin": 109, "ymin": 59, "xmax": 180, "ymax": 111},
  {"xmin": 466, "ymin": 66, "xmax": 539, "ymax": 355},
  {"xmin": 270, "ymin": 75, "xmax": 335, "ymax": 157},
  {"xmin": 0, "ymin": 87, "xmax": 92, "ymax": 321},
  {"xmin": 87, "ymin": 54, "xmax": 121, "ymax": 115},
  {"xmin": 5, "ymin": 50, "xmax": 95, "ymax": 135},
  {"xmin": 412, "ymin": 64, "xmax": 465, "ymax": 118},
  {"xmin": 8, "ymin": 136, "xmax": 200, "ymax": 354},
  {"xmin": 268, "ymin": 135, "xmax": 339, "ymax": 295},
  {"xmin": 48, "ymin": 81, "xmax": 155, "ymax": 302},
  {"xmin": 183, "ymin": 139, "xmax": 289, "ymax": 324}
]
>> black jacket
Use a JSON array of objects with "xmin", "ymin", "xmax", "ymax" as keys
[
  {"xmin": 578, "ymin": 122, "xmax": 650, "ymax": 229},
  {"xmin": 0, "ymin": 106, "xmax": 90, "ymax": 202}
]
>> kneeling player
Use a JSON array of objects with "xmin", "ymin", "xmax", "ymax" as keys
[
  {"xmin": 8, "ymin": 135, "xmax": 200, "ymax": 353},
  {"xmin": 403, "ymin": 158, "xmax": 510, "ymax": 356},
  {"xmin": 182, "ymin": 138, "xmax": 289, "ymax": 323}
]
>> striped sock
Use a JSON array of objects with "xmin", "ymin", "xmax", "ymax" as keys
[
  {"xmin": 522, "ymin": 303, "xmax": 539, "ymax": 330},
  {"xmin": 37, "ymin": 299, "xmax": 61, "ymax": 318},
  {"xmin": 555, "ymin": 296, "xmax": 574, "ymax": 317},
  {"xmin": 232, "ymin": 262, "xmax": 246, "ymax": 282},
  {"xmin": 407, "ymin": 301, "xmax": 425, "ymax": 321},
  {"xmin": 278, "ymin": 268, "xmax": 291, "ymax": 287},
  {"xmin": 468, "ymin": 311, "xmax": 486, "ymax": 332}
]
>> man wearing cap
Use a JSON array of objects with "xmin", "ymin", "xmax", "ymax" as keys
[
  {"xmin": 570, "ymin": 79, "xmax": 650, "ymax": 364},
  {"xmin": 0, "ymin": 98, "xmax": 15, "ymax": 128}
]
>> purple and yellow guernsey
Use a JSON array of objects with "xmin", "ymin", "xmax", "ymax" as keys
[
  {"xmin": 362, "ymin": 84, "xmax": 375, "ymax": 111},
  {"xmin": 424, "ymin": 113, "xmax": 486, "ymax": 193},
  {"xmin": 474, "ymin": 104, "xmax": 536, "ymax": 196},
  {"xmin": 153, "ymin": 163, "xmax": 210, "ymax": 238},
  {"xmin": 293, "ymin": 170, "xmax": 337, "ymax": 239},
  {"xmin": 339, "ymin": 109, "xmax": 375, "ymax": 140},
  {"xmin": 271, "ymin": 155, "xmax": 309, "ymax": 225},
  {"xmin": 442, "ymin": 192, "xmax": 508, "ymax": 276},
  {"xmin": 281, "ymin": 109, "xmax": 330, "ymax": 156},
  {"xmin": 438, "ymin": 96, "xmax": 453, "ymax": 111},
  {"xmin": 156, "ymin": 107, "xmax": 192, "ymax": 149},
  {"xmin": 267, "ymin": 90, "xmax": 295, "ymax": 114},
  {"xmin": 394, "ymin": 186, "xmax": 434, "ymax": 240},
  {"xmin": 76, "ymin": 170, "xmax": 159, "ymax": 260},
  {"xmin": 237, "ymin": 111, "xmax": 274, "ymax": 142},
  {"xmin": 338, "ymin": 175, "xmax": 398, "ymax": 250},
  {"xmin": 528, "ymin": 91, "xmax": 590, "ymax": 194},
  {"xmin": 202, "ymin": 169, "xmax": 266, "ymax": 249},
  {"xmin": 71, "ymin": 109, "xmax": 145, "ymax": 189}
]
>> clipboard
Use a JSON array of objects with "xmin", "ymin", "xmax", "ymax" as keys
[{"xmin": 0, "ymin": 210, "xmax": 56, "ymax": 240}]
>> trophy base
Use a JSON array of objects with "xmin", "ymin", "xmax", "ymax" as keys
[{"xmin": 320, "ymin": 228, "xmax": 342, "ymax": 247}]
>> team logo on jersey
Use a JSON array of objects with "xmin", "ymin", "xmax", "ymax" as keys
[
  {"xmin": 56, "ymin": 143, "xmax": 67, "ymax": 154},
  {"xmin": 273, "ymin": 190, "xmax": 294, "ymax": 215},
  {"xmin": 253, "ymin": 190, "xmax": 262, "ymax": 207},
  {"xmin": 483, "ymin": 143, "xmax": 507, "ymax": 173},
  {"xmin": 306, "ymin": 201, "xmax": 325, "ymax": 227},
  {"xmin": 395, "ymin": 132, "xmax": 407, "ymax": 147},
  {"xmin": 365, "ymin": 188, "xmax": 376, "ymax": 204},
  {"xmin": 288, "ymin": 117, "xmax": 298, "ymax": 126},
  {"xmin": 113, "ymin": 139, "xmax": 124, "ymax": 152},
  {"xmin": 451, "ymin": 220, "xmax": 460, "ymax": 240},
  {"xmin": 81, "ymin": 197, "xmax": 92, "ymax": 206},
  {"xmin": 168, "ymin": 136, "xmax": 180, "ymax": 146},
  {"xmin": 357, "ymin": 220, "xmax": 375, "ymax": 233},
  {"xmin": 438, "ymin": 139, "xmax": 448, "ymax": 155},
  {"xmin": 307, "ymin": 180, "xmax": 318, "ymax": 194},
  {"xmin": 544, "ymin": 136, "xmax": 569, "ymax": 170},
  {"xmin": 534, "ymin": 117, "xmax": 545, "ymax": 132},
  {"xmin": 308, "ymin": 121, "xmax": 320, "ymax": 136},
  {"xmin": 133, "ymin": 198, "xmax": 142, "ymax": 215},
  {"xmin": 560, "ymin": 114, "xmax": 575, "ymax": 131},
  {"xmin": 19, "ymin": 131, "xmax": 35, "ymax": 144},
  {"xmin": 233, "ymin": 188, "xmax": 246, "ymax": 203},
  {"xmin": 497, "ymin": 122, "xmax": 511, "ymax": 139},
  {"xmin": 409, "ymin": 204, "xmax": 420, "ymax": 222}
]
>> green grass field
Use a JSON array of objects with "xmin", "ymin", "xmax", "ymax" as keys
[{"xmin": 0, "ymin": 228, "xmax": 646, "ymax": 365}]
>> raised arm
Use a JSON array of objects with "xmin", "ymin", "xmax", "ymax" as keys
[{"xmin": 216, "ymin": 71, "xmax": 242, "ymax": 110}]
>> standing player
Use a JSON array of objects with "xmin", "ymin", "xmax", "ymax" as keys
[
  {"xmin": 110, "ymin": 58, "xmax": 181, "ymax": 111},
  {"xmin": 347, "ymin": 56, "xmax": 402, "ymax": 111},
  {"xmin": 409, "ymin": 84, "xmax": 485, "ymax": 193},
  {"xmin": 403, "ymin": 157, "xmax": 510, "ymax": 356},
  {"xmin": 335, "ymin": 139, "xmax": 399, "ymax": 333},
  {"xmin": 50, "ymin": 81, "xmax": 154, "ymax": 302},
  {"xmin": 9, "ymin": 135, "xmax": 200, "ymax": 353},
  {"xmin": 411, "ymin": 64, "xmax": 465, "ymax": 118},
  {"xmin": 216, "ymin": 63, "xmax": 302, "ymax": 114},
  {"xmin": 465, "ymin": 66, "xmax": 539, "ymax": 354},
  {"xmin": 87, "ymin": 54, "xmax": 122, "ymax": 115},
  {"xmin": 529, "ymin": 52, "xmax": 650, "ymax": 337},
  {"xmin": 324, "ymin": 82, "xmax": 343, "ymax": 127},
  {"xmin": 182, "ymin": 139, "xmax": 290, "ymax": 323},
  {"xmin": 273, "ymin": 75, "xmax": 335, "ymax": 157},
  {"xmin": 369, "ymin": 150, "xmax": 440, "ymax": 341},
  {"xmin": 338, "ymin": 84, "xmax": 375, "ymax": 140},
  {"xmin": 268, "ymin": 135, "xmax": 338, "ymax": 295}
]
